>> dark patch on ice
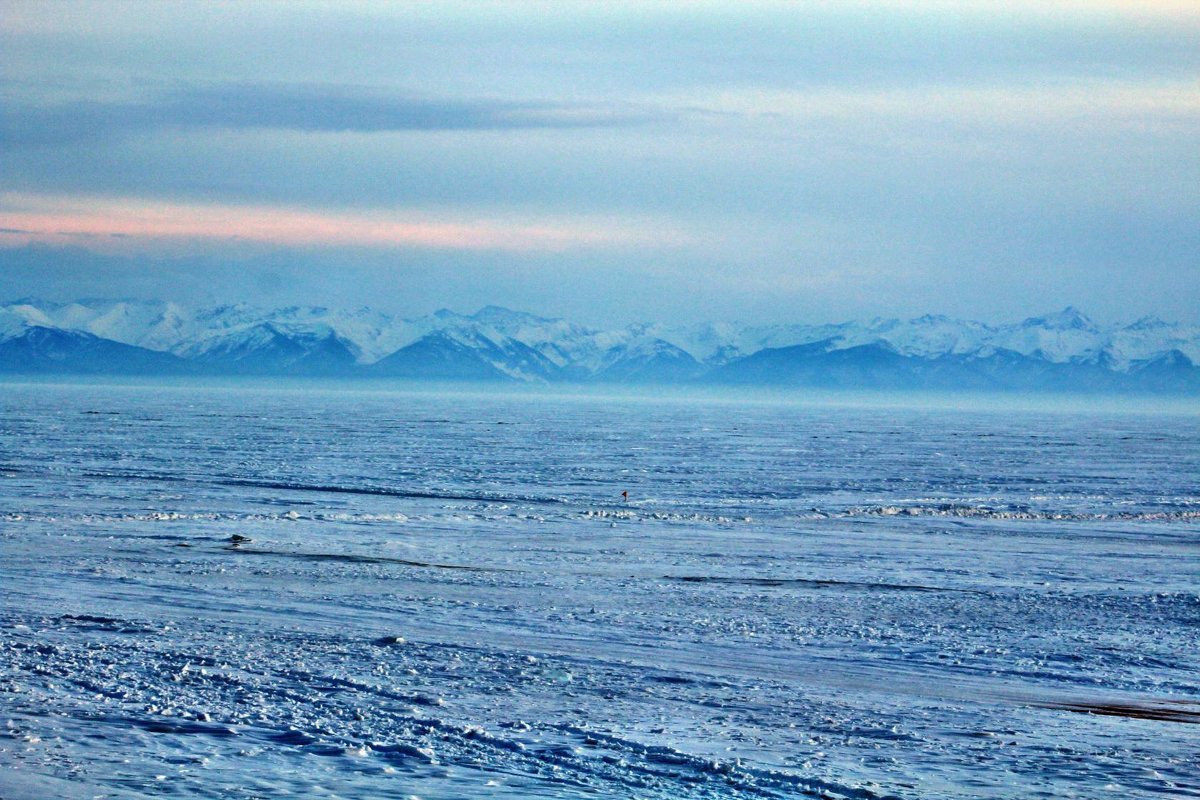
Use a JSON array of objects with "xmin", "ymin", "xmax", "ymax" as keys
[
  {"xmin": 272, "ymin": 728, "xmax": 318, "ymax": 745},
  {"xmin": 646, "ymin": 673, "xmax": 698, "ymax": 685},
  {"xmin": 1037, "ymin": 700, "xmax": 1200, "ymax": 724},
  {"xmin": 215, "ymin": 477, "xmax": 566, "ymax": 505},
  {"xmin": 94, "ymin": 715, "xmax": 239, "ymax": 737},
  {"xmin": 65, "ymin": 470, "xmax": 565, "ymax": 506},
  {"xmin": 373, "ymin": 635, "xmax": 406, "ymax": 646},
  {"xmin": 230, "ymin": 547, "xmax": 502, "ymax": 572},
  {"xmin": 664, "ymin": 575, "xmax": 970, "ymax": 593},
  {"xmin": 82, "ymin": 469, "xmax": 186, "ymax": 484},
  {"xmin": 141, "ymin": 719, "xmax": 239, "ymax": 736},
  {"xmin": 642, "ymin": 671, "xmax": 727, "ymax": 689},
  {"xmin": 56, "ymin": 613, "xmax": 157, "ymax": 633}
]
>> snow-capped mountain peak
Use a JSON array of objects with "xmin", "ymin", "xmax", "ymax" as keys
[
  {"xmin": 1125, "ymin": 315, "xmax": 1170, "ymax": 331},
  {"xmin": 1020, "ymin": 306, "xmax": 1098, "ymax": 332},
  {"xmin": 2, "ymin": 298, "xmax": 1197, "ymax": 391}
]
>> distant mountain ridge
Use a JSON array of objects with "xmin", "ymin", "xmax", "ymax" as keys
[{"xmin": 1, "ymin": 298, "xmax": 1198, "ymax": 393}]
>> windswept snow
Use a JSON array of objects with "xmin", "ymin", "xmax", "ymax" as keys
[{"xmin": 1, "ymin": 385, "xmax": 1197, "ymax": 799}]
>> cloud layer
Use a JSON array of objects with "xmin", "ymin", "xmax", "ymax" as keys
[
  {"xmin": 1, "ymin": 1, "xmax": 1198, "ymax": 325},
  {"xmin": 1, "ymin": 84, "xmax": 661, "ymax": 147}
]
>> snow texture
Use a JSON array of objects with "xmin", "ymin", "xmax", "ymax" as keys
[{"xmin": 1, "ymin": 384, "xmax": 1197, "ymax": 799}]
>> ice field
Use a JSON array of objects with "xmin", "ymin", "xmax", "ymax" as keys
[{"xmin": 1, "ymin": 382, "xmax": 1197, "ymax": 798}]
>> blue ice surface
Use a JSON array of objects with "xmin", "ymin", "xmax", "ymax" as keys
[{"xmin": 1, "ymin": 379, "xmax": 1197, "ymax": 798}]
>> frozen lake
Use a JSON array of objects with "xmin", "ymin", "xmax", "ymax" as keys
[{"xmin": 1, "ymin": 382, "xmax": 1197, "ymax": 798}]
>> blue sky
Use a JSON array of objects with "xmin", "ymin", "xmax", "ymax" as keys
[{"xmin": 2, "ymin": 1, "xmax": 1198, "ymax": 325}]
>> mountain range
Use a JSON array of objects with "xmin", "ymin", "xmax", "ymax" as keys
[{"xmin": 2, "ymin": 298, "xmax": 1198, "ymax": 393}]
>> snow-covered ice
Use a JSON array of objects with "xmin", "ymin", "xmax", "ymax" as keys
[{"xmin": 0, "ymin": 382, "xmax": 1197, "ymax": 798}]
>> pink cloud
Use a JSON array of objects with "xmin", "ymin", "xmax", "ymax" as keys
[{"xmin": 0, "ymin": 193, "xmax": 686, "ymax": 253}]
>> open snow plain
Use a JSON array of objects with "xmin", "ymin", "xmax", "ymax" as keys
[{"xmin": 1, "ymin": 382, "xmax": 1197, "ymax": 799}]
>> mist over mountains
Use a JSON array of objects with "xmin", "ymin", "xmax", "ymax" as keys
[{"xmin": 2, "ymin": 298, "xmax": 1197, "ymax": 393}]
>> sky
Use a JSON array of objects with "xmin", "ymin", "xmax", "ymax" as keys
[{"xmin": 2, "ymin": 0, "xmax": 1198, "ymax": 326}]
